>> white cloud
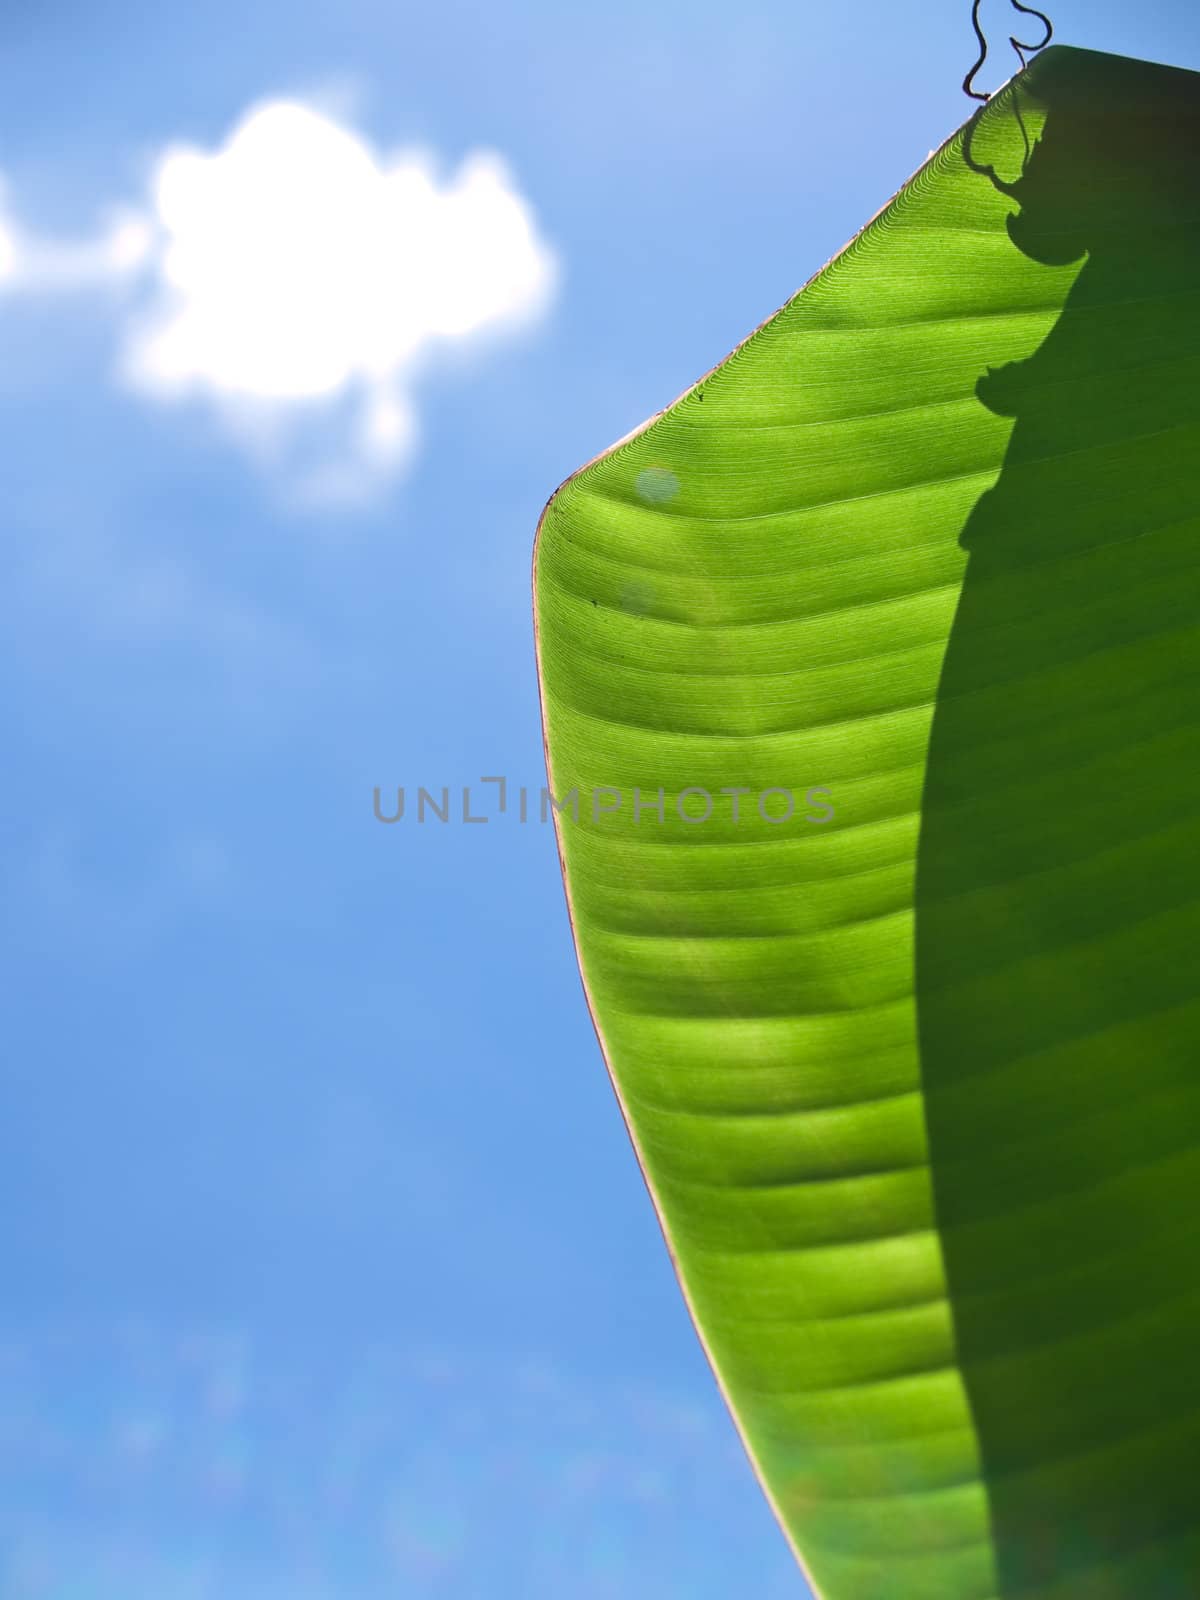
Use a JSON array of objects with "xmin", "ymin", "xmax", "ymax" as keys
[
  {"xmin": 0, "ymin": 176, "xmax": 153, "ymax": 291},
  {"xmin": 0, "ymin": 101, "xmax": 558, "ymax": 501},
  {"xmin": 0, "ymin": 205, "xmax": 17, "ymax": 281}
]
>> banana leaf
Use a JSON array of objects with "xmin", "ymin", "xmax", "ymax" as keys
[{"xmin": 533, "ymin": 44, "xmax": 1200, "ymax": 1599}]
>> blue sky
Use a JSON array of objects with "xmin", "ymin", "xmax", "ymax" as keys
[{"xmin": 1, "ymin": 1, "xmax": 1197, "ymax": 1594}]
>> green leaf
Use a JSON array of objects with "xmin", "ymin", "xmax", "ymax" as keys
[{"xmin": 533, "ymin": 45, "xmax": 1200, "ymax": 1600}]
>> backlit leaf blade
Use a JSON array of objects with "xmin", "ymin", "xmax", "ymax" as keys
[{"xmin": 534, "ymin": 45, "xmax": 1200, "ymax": 1598}]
